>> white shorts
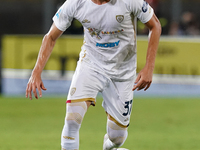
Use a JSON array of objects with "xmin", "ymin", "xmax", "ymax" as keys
[{"xmin": 67, "ymin": 61, "xmax": 135, "ymax": 126}]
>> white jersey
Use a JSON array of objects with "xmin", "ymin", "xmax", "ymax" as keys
[{"xmin": 53, "ymin": 0, "xmax": 153, "ymax": 81}]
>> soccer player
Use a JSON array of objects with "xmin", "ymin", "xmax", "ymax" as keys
[{"xmin": 26, "ymin": 0, "xmax": 161, "ymax": 149}]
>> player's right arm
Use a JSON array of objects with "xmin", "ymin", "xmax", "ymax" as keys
[{"xmin": 26, "ymin": 23, "xmax": 63, "ymax": 100}]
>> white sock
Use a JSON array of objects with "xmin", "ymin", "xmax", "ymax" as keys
[
  {"xmin": 103, "ymin": 119, "xmax": 128, "ymax": 150},
  {"xmin": 61, "ymin": 102, "xmax": 87, "ymax": 150}
]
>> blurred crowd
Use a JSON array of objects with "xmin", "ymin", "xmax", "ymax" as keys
[
  {"xmin": 0, "ymin": 0, "xmax": 200, "ymax": 36},
  {"xmin": 138, "ymin": 0, "xmax": 200, "ymax": 36},
  {"xmin": 169, "ymin": 11, "xmax": 200, "ymax": 36},
  {"xmin": 66, "ymin": 0, "xmax": 200, "ymax": 36}
]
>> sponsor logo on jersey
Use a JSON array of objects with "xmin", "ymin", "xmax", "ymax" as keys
[
  {"xmin": 142, "ymin": 1, "xmax": 149, "ymax": 13},
  {"xmin": 82, "ymin": 19, "xmax": 91, "ymax": 23},
  {"xmin": 116, "ymin": 15, "xmax": 124, "ymax": 23},
  {"xmin": 96, "ymin": 40, "xmax": 120, "ymax": 48},
  {"xmin": 101, "ymin": 29, "xmax": 124, "ymax": 35},
  {"xmin": 87, "ymin": 28, "xmax": 124, "ymax": 39},
  {"xmin": 88, "ymin": 28, "xmax": 102, "ymax": 39}
]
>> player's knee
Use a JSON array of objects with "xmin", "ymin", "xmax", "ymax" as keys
[
  {"xmin": 63, "ymin": 112, "xmax": 84, "ymax": 134},
  {"xmin": 109, "ymin": 136, "xmax": 124, "ymax": 147},
  {"xmin": 65, "ymin": 102, "xmax": 87, "ymax": 126},
  {"xmin": 63, "ymin": 113, "xmax": 82, "ymax": 139},
  {"xmin": 107, "ymin": 119, "xmax": 128, "ymax": 147},
  {"xmin": 108, "ymin": 132, "xmax": 127, "ymax": 147},
  {"xmin": 66, "ymin": 112, "xmax": 83, "ymax": 125}
]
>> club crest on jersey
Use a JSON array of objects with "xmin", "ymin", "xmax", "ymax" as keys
[
  {"xmin": 70, "ymin": 87, "xmax": 76, "ymax": 96},
  {"xmin": 116, "ymin": 15, "xmax": 124, "ymax": 23},
  {"xmin": 142, "ymin": 1, "xmax": 149, "ymax": 13}
]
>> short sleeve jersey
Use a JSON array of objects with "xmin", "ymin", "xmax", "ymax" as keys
[{"xmin": 53, "ymin": 0, "xmax": 154, "ymax": 81}]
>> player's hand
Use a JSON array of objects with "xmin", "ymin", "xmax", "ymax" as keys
[
  {"xmin": 26, "ymin": 72, "xmax": 46, "ymax": 100},
  {"xmin": 132, "ymin": 66, "xmax": 153, "ymax": 91}
]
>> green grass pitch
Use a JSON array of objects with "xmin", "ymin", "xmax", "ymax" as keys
[{"xmin": 0, "ymin": 96, "xmax": 200, "ymax": 150}]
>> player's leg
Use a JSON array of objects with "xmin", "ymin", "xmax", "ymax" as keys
[
  {"xmin": 102, "ymin": 78, "xmax": 135, "ymax": 150},
  {"xmin": 103, "ymin": 114, "xmax": 128, "ymax": 150},
  {"xmin": 61, "ymin": 61, "xmax": 105, "ymax": 150},
  {"xmin": 61, "ymin": 101, "xmax": 92, "ymax": 150}
]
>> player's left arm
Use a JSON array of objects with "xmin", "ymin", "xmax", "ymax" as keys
[{"xmin": 133, "ymin": 14, "xmax": 161, "ymax": 91}]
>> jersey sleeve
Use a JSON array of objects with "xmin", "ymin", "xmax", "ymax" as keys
[
  {"xmin": 131, "ymin": 0, "xmax": 154, "ymax": 24},
  {"xmin": 52, "ymin": 0, "xmax": 77, "ymax": 31}
]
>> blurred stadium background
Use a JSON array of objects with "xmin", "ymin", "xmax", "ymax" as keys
[
  {"xmin": 0, "ymin": 0, "xmax": 200, "ymax": 150},
  {"xmin": 0, "ymin": 0, "xmax": 200, "ymax": 97}
]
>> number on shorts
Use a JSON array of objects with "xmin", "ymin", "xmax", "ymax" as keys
[{"xmin": 122, "ymin": 100, "xmax": 133, "ymax": 116}]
